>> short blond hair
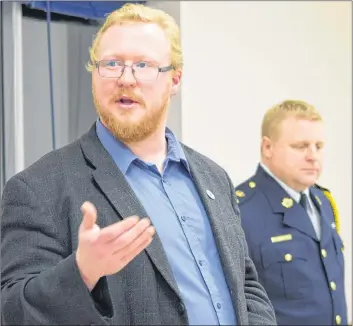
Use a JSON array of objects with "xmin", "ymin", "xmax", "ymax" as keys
[
  {"xmin": 86, "ymin": 3, "xmax": 182, "ymax": 72},
  {"xmin": 261, "ymin": 100, "xmax": 323, "ymax": 139}
]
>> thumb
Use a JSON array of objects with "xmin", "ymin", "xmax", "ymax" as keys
[{"xmin": 80, "ymin": 201, "xmax": 97, "ymax": 230}]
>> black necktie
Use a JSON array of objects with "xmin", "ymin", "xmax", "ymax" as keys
[
  {"xmin": 299, "ymin": 192, "xmax": 321, "ymax": 240},
  {"xmin": 299, "ymin": 193, "xmax": 309, "ymax": 212}
]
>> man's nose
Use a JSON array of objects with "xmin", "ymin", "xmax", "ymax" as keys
[
  {"xmin": 117, "ymin": 66, "xmax": 137, "ymax": 88},
  {"xmin": 306, "ymin": 146, "xmax": 318, "ymax": 160}
]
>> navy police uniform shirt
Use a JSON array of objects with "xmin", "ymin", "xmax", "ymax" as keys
[{"xmin": 235, "ymin": 164, "xmax": 347, "ymax": 326}]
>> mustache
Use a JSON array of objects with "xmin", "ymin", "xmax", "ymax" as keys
[{"xmin": 112, "ymin": 89, "xmax": 144, "ymax": 104}]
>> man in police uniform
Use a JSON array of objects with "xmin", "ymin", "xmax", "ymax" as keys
[{"xmin": 235, "ymin": 100, "xmax": 347, "ymax": 325}]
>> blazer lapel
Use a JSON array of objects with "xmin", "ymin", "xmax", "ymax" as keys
[
  {"xmin": 255, "ymin": 166, "xmax": 318, "ymax": 241},
  {"xmin": 282, "ymin": 204, "xmax": 318, "ymax": 241},
  {"xmin": 79, "ymin": 125, "xmax": 181, "ymax": 298}
]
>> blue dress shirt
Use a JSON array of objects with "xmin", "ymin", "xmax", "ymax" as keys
[{"xmin": 96, "ymin": 120, "xmax": 237, "ymax": 325}]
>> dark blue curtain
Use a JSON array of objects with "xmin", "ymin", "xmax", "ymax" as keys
[{"xmin": 25, "ymin": 1, "xmax": 144, "ymax": 20}]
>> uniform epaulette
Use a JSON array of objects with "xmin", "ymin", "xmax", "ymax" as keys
[
  {"xmin": 234, "ymin": 179, "xmax": 257, "ymax": 205},
  {"xmin": 314, "ymin": 183, "xmax": 330, "ymax": 192},
  {"xmin": 314, "ymin": 184, "xmax": 340, "ymax": 234}
]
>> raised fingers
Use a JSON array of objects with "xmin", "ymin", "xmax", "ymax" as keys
[
  {"xmin": 109, "ymin": 218, "xmax": 152, "ymax": 252},
  {"xmin": 119, "ymin": 235, "xmax": 154, "ymax": 266},
  {"xmin": 98, "ymin": 216, "xmax": 140, "ymax": 243},
  {"xmin": 115, "ymin": 225, "xmax": 155, "ymax": 261}
]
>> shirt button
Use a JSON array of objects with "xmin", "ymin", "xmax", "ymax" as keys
[
  {"xmin": 217, "ymin": 303, "xmax": 221, "ymax": 309},
  {"xmin": 177, "ymin": 302, "xmax": 185, "ymax": 315},
  {"xmin": 181, "ymin": 216, "xmax": 186, "ymax": 221},
  {"xmin": 198, "ymin": 260, "xmax": 203, "ymax": 266}
]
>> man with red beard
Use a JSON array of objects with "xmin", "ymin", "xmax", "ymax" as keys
[
  {"xmin": 1, "ymin": 3, "xmax": 276, "ymax": 326},
  {"xmin": 235, "ymin": 100, "xmax": 348, "ymax": 325}
]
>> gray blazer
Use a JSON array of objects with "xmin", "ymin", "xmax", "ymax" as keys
[{"xmin": 1, "ymin": 125, "xmax": 276, "ymax": 325}]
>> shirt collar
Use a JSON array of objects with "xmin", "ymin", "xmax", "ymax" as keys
[
  {"xmin": 260, "ymin": 162, "xmax": 310, "ymax": 203},
  {"xmin": 96, "ymin": 119, "xmax": 190, "ymax": 175}
]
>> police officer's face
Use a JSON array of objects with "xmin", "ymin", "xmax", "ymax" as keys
[{"xmin": 265, "ymin": 116, "xmax": 324, "ymax": 191}]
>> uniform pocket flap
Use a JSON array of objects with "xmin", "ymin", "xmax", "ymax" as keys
[{"xmin": 261, "ymin": 241, "xmax": 308, "ymax": 268}]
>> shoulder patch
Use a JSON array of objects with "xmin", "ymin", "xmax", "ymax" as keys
[{"xmin": 235, "ymin": 180, "xmax": 257, "ymax": 205}]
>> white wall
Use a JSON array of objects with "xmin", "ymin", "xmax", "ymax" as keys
[{"xmin": 180, "ymin": 1, "xmax": 352, "ymax": 321}]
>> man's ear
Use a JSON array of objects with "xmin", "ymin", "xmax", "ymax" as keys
[
  {"xmin": 171, "ymin": 68, "xmax": 182, "ymax": 96},
  {"xmin": 261, "ymin": 136, "xmax": 273, "ymax": 159}
]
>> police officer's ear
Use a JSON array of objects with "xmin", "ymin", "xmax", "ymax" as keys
[{"xmin": 261, "ymin": 136, "xmax": 273, "ymax": 159}]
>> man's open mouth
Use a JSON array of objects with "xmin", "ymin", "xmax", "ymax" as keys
[{"xmin": 117, "ymin": 96, "xmax": 138, "ymax": 105}]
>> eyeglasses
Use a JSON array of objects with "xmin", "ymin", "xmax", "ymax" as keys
[{"xmin": 95, "ymin": 60, "xmax": 173, "ymax": 82}]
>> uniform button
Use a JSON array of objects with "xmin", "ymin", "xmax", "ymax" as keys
[
  {"xmin": 335, "ymin": 315, "xmax": 341, "ymax": 325},
  {"xmin": 284, "ymin": 253, "xmax": 292, "ymax": 262},
  {"xmin": 330, "ymin": 281, "xmax": 337, "ymax": 291},
  {"xmin": 321, "ymin": 249, "xmax": 327, "ymax": 258}
]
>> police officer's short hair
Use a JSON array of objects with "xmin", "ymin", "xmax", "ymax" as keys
[{"xmin": 261, "ymin": 99, "xmax": 323, "ymax": 139}]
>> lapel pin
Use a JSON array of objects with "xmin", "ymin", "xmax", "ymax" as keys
[
  {"xmin": 281, "ymin": 197, "xmax": 293, "ymax": 208},
  {"xmin": 206, "ymin": 189, "xmax": 215, "ymax": 200},
  {"xmin": 235, "ymin": 190, "xmax": 245, "ymax": 197}
]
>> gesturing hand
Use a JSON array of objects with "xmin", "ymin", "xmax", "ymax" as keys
[{"xmin": 76, "ymin": 201, "xmax": 155, "ymax": 290}]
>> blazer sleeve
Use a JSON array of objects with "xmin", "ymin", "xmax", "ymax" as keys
[
  {"xmin": 225, "ymin": 173, "xmax": 277, "ymax": 325},
  {"xmin": 1, "ymin": 175, "xmax": 113, "ymax": 325}
]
